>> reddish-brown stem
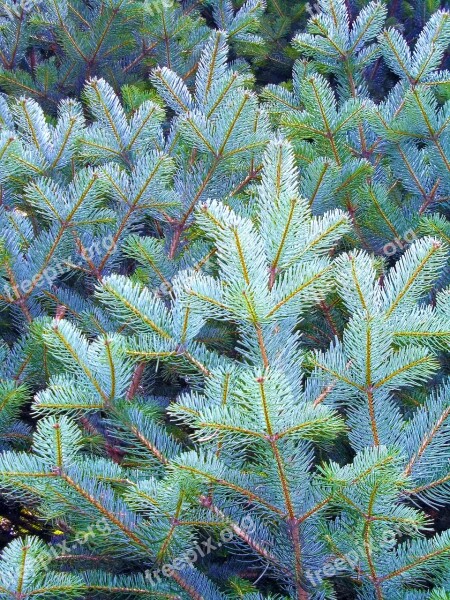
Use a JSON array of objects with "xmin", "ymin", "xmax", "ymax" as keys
[
  {"xmin": 320, "ymin": 301, "xmax": 340, "ymax": 339},
  {"xmin": 126, "ymin": 362, "xmax": 146, "ymax": 401}
]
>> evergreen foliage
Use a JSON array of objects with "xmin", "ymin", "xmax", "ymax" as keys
[{"xmin": 0, "ymin": 1, "xmax": 450, "ymax": 599}]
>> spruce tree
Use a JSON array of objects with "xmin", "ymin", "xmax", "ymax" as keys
[{"xmin": 0, "ymin": 2, "xmax": 449, "ymax": 599}]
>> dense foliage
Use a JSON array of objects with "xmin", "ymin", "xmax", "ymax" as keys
[{"xmin": 0, "ymin": 1, "xmax": 450, "ymax": 599}]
